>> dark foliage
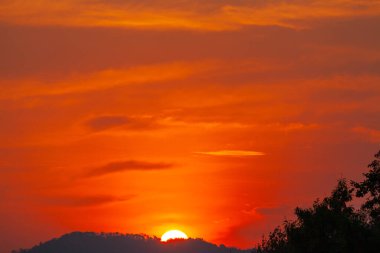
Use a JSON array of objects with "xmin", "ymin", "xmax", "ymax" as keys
[
  {"xmin": 352, "ymin": 150, "xmax": 380, "ymax": 224},
  {"xmin": 258, "ymin": 150, "xmax": 380, "ymax": 253}
]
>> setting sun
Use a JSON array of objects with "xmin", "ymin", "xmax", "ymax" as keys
[{"xmin": 161, "ymin": 230, "xmax": 189, "ymax": 242}]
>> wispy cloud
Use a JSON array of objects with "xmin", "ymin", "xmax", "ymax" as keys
[
  {"xmin": 84, "ymin": 160, "xmax": 174, "ymax": 178},
  {"xmin": 352, "ymin": 126, "xmax": 380, "ymax": 142},
  {"xmin": 85, "ymin": 115, "xmax": 158, "ymax": 132},
  {"xmin": 255, "ymin": 206, "xmax": 289, "ymax": 216},
  {"xmin": 195, "ymin": 150, "xmax": 265, "ymax": 157},
  {"xmin": 1, "ymin": 0, "xmax": 379, "ymax": 30},
  {"xmin": 44, "ymin": 194, "xmax": 135, "ymax": 207},
  {"xmin": 0, "ymin": 61, "xmax": 214, "ymax": 99}
]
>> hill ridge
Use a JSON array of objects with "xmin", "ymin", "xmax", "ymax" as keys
[{"xmin": 13, "ymin": 231, "xmax": 255, "ymax": 253}]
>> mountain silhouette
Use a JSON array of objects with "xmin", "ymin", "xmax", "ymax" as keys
[{"xmin": 13, "ymin": 232, "xmax": 255, "ymax": 253}]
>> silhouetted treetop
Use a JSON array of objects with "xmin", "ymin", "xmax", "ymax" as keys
[
  {"xmin": 352, "ymin": 150, "xmax": 380, "ymax": 224},
  {"xmin": 258, "ymin": 149, "xmax": 380, "ymax": 253}
]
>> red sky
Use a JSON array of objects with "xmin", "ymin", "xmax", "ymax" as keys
[{"xmin": 1, "ymin": 1, "xmax": 380, "ymax": 252}]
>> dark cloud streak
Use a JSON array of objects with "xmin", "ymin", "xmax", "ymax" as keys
[
  {"xmin": 84, "ymin": 160, "xmax": 173, "ymax": 177},
  {"xmin": 85, "ymin": 115, "xmax": 158, "ymax": 131},
  {"xmin": 44, "ymin": 194, "xmax": 135, "ymax": 207}
]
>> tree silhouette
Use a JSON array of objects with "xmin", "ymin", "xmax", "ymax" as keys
[
  {"xmin": 352, "ymin": 150, "xmax": 380, "ymax": 224},
  {"xmin": 352, "ymin": 150, "xmax": 380, "ymax": 251},
  {"xmin": 258, "ymin": 150, "xmax": 380, "ymax": 253}
]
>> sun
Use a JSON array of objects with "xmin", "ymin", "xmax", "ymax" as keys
[{"xmin": 161, "ymin": 230, "xmax": 188, "ymax": 242}]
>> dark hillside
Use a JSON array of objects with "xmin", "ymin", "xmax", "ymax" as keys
[{"xmin": 14, "ymin": 232, "xmax": 255, "ymax": 253}]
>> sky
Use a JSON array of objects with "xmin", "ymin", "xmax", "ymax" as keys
[{"xmin": 1, "ymin": 0, "xmax": 380, "ymax": 252}]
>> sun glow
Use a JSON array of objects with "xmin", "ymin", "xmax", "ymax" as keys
[{"xmin": 161, "ymin": 230, "xmax": 188, "ymax": 242}]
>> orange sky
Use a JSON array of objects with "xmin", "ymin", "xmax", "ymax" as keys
[{"xmin": 1, "ymin": 1, "xmax": 380, "ymax": 252}]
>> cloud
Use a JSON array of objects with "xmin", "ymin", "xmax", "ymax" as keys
[
  {"xmin": 44, "ymin": 194, "xmax": 135, "ymax": 207},
  {"xmin": 84, "ymin": 160, "xmax": 174, "ymax": 177},
  {"xmin": 1, "ymin": 0, "xmax": 380, "ymax": 30},
  {"xmin": 352, "ymin": 126, "xmax": 380, "ymax": 142},
  {"xmin": 195, "ymin": 150, "xmax": 265, "ymax": 157},
  {"xmin": 85, "ymin": 115, "xmax": 158, "ymax": 132},
  {"xmin": 0, "ymin": 61, "xmax": 214, "ymax": 99},
  {"xmin": 241, "ymin": 203, "xmax": 290, "ymax": 216},
  {"xmin": 255, "ymin": 206, "xmax": 290, "ymax": 216}
]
